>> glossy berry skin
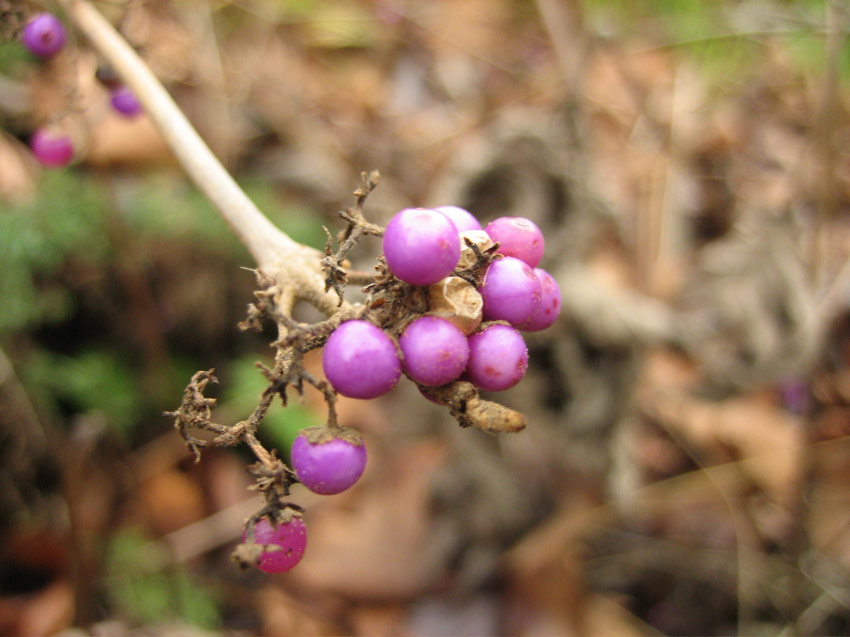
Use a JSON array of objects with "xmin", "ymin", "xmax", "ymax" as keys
[
  {"xmin": 524, "ymin": 268, "xmax": 561, "ymax": 332},
  {"xmin": 30, "ymin": 129, "xmax": 73, "ymax": 167},
  {"xmin": 485, "ymin": 216, "xmax": 545, "ymax": 268},
  {"xmin": 292, "ymin": 430, "xmax": 367, "ymax": 495},
  {"xmin": 434, "ymin": 205, "xmax": 482, "ymax": 233},
  {"xmin": 22, "ymin": 13, "xmax": 67, "ymax": 58},
  {"xmin": 465, "ymin": 324, "xmax": 528, "ymax": 392},
  {"xmin": 479, "ymin": 256, "xmax": 542, "ymax": 327},
  {"xmin": 322, "ymin": 320, "xmax": 401, "ymax": 399},
  {"xmin": 400, "ymin": 316, "xmax": 470, "ymax": 386},
  {"xmin": 110, "ymin": 86, "xmax": 144, "ymax": 117},
  {"xmin": 383, "ymin": 207, "xmax": 461, "ymax": 286},
  {"xmin": 242, "ymin": 516, "xmax": 307, "ymax": 573}
]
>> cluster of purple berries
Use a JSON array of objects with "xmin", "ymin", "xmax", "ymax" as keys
[
  {"xmin": 244, "ymin": 207, "xmax": 560, "ymax": 573},
  {"xmin": 323, "ymin": 206, "xmax": 561, "ymax": 398},
  {"xmin": 20, "ymin": 12, "xmax": 144, "ymax": 168}
]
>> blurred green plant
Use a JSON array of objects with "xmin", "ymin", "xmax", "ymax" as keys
[
  {"xmin": 0, "ymin": 171, "xmax": 109, "ymax": 334},
  {"xmin": 104, "ymin": 529, "xmax": 221, "ymax": 630},
  {"xmin": 585, "ymin": 0, "xmax": 849, "ymax": 84},
  {"xmin": 22, "ymin": 348, "xmax": 142, "ymax": 437}
]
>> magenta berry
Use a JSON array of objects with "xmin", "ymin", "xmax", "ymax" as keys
[
  {"xmin": 292, "ymin": 428, "xmax": 367, "ymax": 495},
  {"xmin": 110, "ymin": 86, "xmax": 144, "ymax": 117},
  {"xmin": 30, "ymin": 129, "xmax": 73, "ymax": 167},
  {"xmin": 382, "ymin": 207, "xmax": 461, "ymax": 286},
  {"xmin": 242, "ymin": 516, "xmax": 307, "ymax": 573},
  {"xmin": 400, "ymin": 316, "xmax": 470, "ymax": 386},
  {"xmin": 523, "ymin": 268, "xmax": 561, "ymax": 332},
  {"xmin": 22, "ymin": 13, "xmax": 67, "ymax": 58},
  {"xmin": 479, "ymin": 256, "xmax": 542, "ymax": 327},
  {"xmin": 485, "ymin": 216, "xmax": 545, "ymax": 268},
  {"xmin": 465, "ymin": 324, "xmax": 528, "ymax": 392},
  {"xmin": 434, "ymin": 205, "xmax": 482, "ymax": 233},
  {"xmin": 322, "ymin": 320, "xmax": 401, "ymax": 399}
]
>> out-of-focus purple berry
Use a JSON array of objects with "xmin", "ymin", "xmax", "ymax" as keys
[
  {"xmin": 465, "ymin": 323, "xmax": 528, "ymax": 392},
  {"xmin": 291, "ymin": 428, "xmax": 368, "ymax": 495},
  {"xmin": 400, "ymin": 315, "xmax": 470, "ymax": 386},
  {"xmin": 522, "ymin": 268, "xmax": 561, "ymax": 332},
  {"xmin": 479, "ymin": 256, "xmax": 542, "ymax": 327},
  {"xmin": 383, "ymin": 207, "xmax": 461, "ymax": 286},
  {"xmin": 30, "ymin": 129, "xmax": 73, "ymax": 167},
  {"xmin": 434, "ymin": 205, "xmax": 482, "ymax": 233},
  {"xmin": 322, "ymin": 320, "xmax": 401, "ymax": 399},
  {"xmin": 485, "ymin": 216, "xmax": 545, "ymax": 268},
  {"xmin": 110, "ymin": 86, "xmax": 144, "ymax": 117},
  {"xmin": 242, "ymin": 516, "xmax": 307, "ymax": 573},
  {"xmin": 22, "ymin": 13, "xmax": 67, "ymax": 58}
]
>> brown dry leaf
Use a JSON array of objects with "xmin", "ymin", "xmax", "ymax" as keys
[
  {"xmin": 140, "ymin": 468, "xmax": 207, "ymax": 535},
  {"xmin": 349, "ymin": 603, "xmax": 415, "ymax": 637},
  {"xmin": 506, "ymin": 495, "xmax": 658, "ymax": 636},
  {"xmin": 86, "ymin": 113, "xmax": 171, "ymax": 167},
  {"xmin": 639, "ymin": 350, "xmax": 805, "ymax": 509},
  {"xmin": 256, "ymin": 585, "xmax": 340, "ymax": 637},
  {"xmin": 0, "ymin": 579, "xmax": 74, "ymax": 637},
  {"xmin": 807, "ymin": 438, "xmax": 850, "ymax": 571},
  {"xmin": 0, "ymin": 133, "xmax": 37, "ymax": 202},
  {"xmin": 291, "ymin": 439, "xmax": 448, "ymax": 599}
]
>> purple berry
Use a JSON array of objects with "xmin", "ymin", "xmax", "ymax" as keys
[
  {"xmin": 110, "ymin": 86, "xmax": 144, "ymax": 117},
  {"xmin": 30, "ymin": 129, "xmax": 73, "ymax": 167},
  {"xmin": 242, "ymin": 515, "xmax": 307, "ymax": 573},
  {"xmin": 523, "ymin": 268, "xmax": 561, "ymax": 332},
  {"xmin": 465, "ymin": 324, "xmax": 528, "ymax": 392},
  {"xmin": 485, "ymin": 216, "xmax": 545, "ymax": 268},
  {"xmin": 22, "ymin": 13, "xmax": 67, "ymax": 58},
  {"xmin": 479, "ymin": 256, "xmax": 542, "ymax": 327},
  {"xmin": 383, "ymin": 207, "xmax": 461, "ymax": 286},
  {"xmin": 291, "ymin": 428, "xmax": 367, "ymax": 495},
  {"xmin": 434, "ymin": 205, "xmax": 482, "ymax": 233},
  {"xmin": 400, "ymin": 316, "xmax": 470, "ymax": 386},
  {"xmin": 322, "ymin": 320, "xmax": 401, "ymax": 399}
]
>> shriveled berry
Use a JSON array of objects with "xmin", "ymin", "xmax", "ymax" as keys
[
  {"xmin": 465, "ymin": 323, "xmax": 528, "ymax": 392},
  {"xmin": 485, "ymin": 216, "xmax": 545, "ymax": 268},
  {"xmin": 400, "ymin": 315, "xmax": 470, "ymax": 386},
  {"xmin": 322, "ymin": 320, "xmax": 401, "ymax": 399},
  {"xmin": 523, "ymin": 268, "xmax": 561, "ymax": 332},
  {"xmin": 383, "ymin": 207, "xmax": 461, "ymax": 286},
  {"xmin": 434, "ymin": 205, "xmax": 482, "ymax": 233},
  {"xmin": 242, "ymin": 516, "xmax": 306, "ymax": 573},
  {"xmin": 479, "ymin": 256, "xmax": 541, "ymax": 327},
  {"xmin": 110, "ymin": 86, "xmax": 144, "ymax": 117},
  {"xmin": 30, "ymin": 129, "xmax": 73, "ymax": 167},
  {"xmin": 292, "ymin": 427, "xmax": 367, "ymax": 495},
  {"xmin": 22, "ymin": 13, "xmax": 67, "ymax": 58}
]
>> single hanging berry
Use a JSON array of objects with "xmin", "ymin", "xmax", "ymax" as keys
[
  {"xmin": 291, "ymin": 426, "xmax": 368, "ymax": 495},
  {"xmin": 110, "ymin": 86, "xmax": 144, "ymax": 117},
  {"xmin": 242, "ymin": 515, "xmax": 307, "ymax": 574},
  {"xmin": 30, "ymin": 129, "xmax": 73, "ymax": 167},
  {"xmin": 22, "ymin": 13, "xmax": 67, "ymax": 58}
]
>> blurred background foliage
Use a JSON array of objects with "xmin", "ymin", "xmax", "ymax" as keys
[{"xmin": 1, "ymin": 0, "xmax": 849, "ymax": 635}]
